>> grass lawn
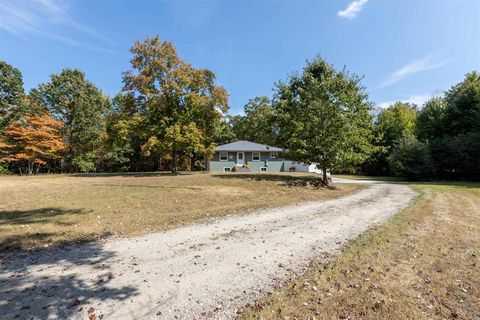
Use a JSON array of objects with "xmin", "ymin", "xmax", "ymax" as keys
[
  {"xmin": 0, "ymin": 172, "xmax": 360, "ymax": 251},
  {"xmin": 241, "ymin": 180, "xmax": 480, "ymax": 320},
  {"xmin": 336, "ymin": 174, "xmax": 407, "ymax": 182}
]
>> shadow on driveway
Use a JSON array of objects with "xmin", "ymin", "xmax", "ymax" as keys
[{"xmin": 0, "ymin": 242, "xmax": 138, "ymax": 319}]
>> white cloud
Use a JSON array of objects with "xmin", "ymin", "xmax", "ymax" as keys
[
  {"xmin": 377, "ymin": 94, "xmax": 432, "ymax": 109},
  {"xmin": 378, "ymin": 55, "xmax": 448, "ymax": 88},
  {"xmin": 338, "ymin": 0, "xmax": 369, "ymax": 19},
  {"xmin": 0, "ymin": 0, "xmax": 116, "ymax": 53}
]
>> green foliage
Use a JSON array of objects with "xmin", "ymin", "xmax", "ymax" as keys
[
  {"xmin": 416, "ymin": 97, "xmax": 446, "ymax": 142},
  {"xmin": 0, "ymin": 164, "xmax": 9, "ymax": 175},
  {"xmin": 368, "ymin": 72, "xmax": 480, "ymax": 181},
  {"xmin": 430, "ymin": 132, "xmax": 480, "ymax": 181},
  {"xmin": 376, "ymin": 102, "xmax": 418, "ymax": 148},
  {"xmin": 33, "ymin": 69, "xmax": 110, "ymax": 172},
  {"xmin": 388, "ymin": 133, "xmax": 434, "ymax": 180},
  {"xmin": 273, "ymin": 56, "xmax": 375, "ymax": 183},
  {"xmin": 0, "ymin": 61, "xmax": 26, "ymax": 130},
  {"xmin": 100, "ymin": 93, "xmax": 138, "ymax": 171},
  {"xmin": 426, "ymin": 72, "xmax": 480, "ymax": 181},
  {"xmin": 362, "ymin": 102, "xmax": 418, "ymax": 175},
  {"xmin": 230, "ymin": 96, "xmax": 276, "ymax": 145},
  {"xmin": 213, "ymin": 116, "xmax": 236, "ymax": 145},
  {"xmin": 443, "ymin": 72, "xmax": 480, "ymax": 135}
]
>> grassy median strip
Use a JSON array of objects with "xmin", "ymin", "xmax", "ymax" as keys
[
  {"xmin": 240, "ymin": 182, "xmax": 480, "ymax": 320},
  {"xmin": 0, "ymin": 173, "xmax": 360, "ymax": 251}
]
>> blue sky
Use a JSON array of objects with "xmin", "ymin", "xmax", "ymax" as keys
[{"xmin": 1, "ymin": 0, "xmax": 479, "ymax": 114}]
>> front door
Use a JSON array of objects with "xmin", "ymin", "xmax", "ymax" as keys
[{"xmin": 237, "ymin": 152, "xmax": 244, "ymax": 166}]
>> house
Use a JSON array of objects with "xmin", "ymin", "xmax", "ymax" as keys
[
  {"xmin": 210, "ymin": 140, "xmax": 284, "ymax": 172},
  {"xmin": 209, "ymin": 140, "xmax": 330, "ymax": 177}
]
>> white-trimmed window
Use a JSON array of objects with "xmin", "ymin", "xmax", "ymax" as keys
[
  {"xmin": 270, "ymin": 152, "xmax": 278, "ymax": 159},
  {"xmin": 252, "ymin": 152, "xmax": 261, "ymax": 161},
  {"xmin": 219, "ymin": 152, "xmax": 228, "ymax": 161},
  {"xmin": 260, "ymin": 167, "xmax": 268, "ymax": 172},
  {"xmin": 223, "ymin": 167, "xmax": 231, "ymax": 172}
]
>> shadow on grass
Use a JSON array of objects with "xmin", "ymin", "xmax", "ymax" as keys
[
  {"xmin": 0, "ymin": 241, "xmax": 138, "ymax": 319},
  {"xmin": 213, "ymin": 173, "xmax": 330, "ymax": 188},
  {"xmin": 0, "ymin": 207, "xmax": 89, "ymax": 226},
  {"xmin": 93, "ymin": 184, "xmax": 203, "ymax": 190},
  {"xmin": 72, "ymin": 171, "xmax": 202, "ymax": 178},
  {"xmin": 0, "ymin": 207, "xmax": 95, "ymax": 251}
]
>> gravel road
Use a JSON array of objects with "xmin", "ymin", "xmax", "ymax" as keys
[{"xmin": 0, "ymin": 181, "xmax": 417, "ymax": 320}]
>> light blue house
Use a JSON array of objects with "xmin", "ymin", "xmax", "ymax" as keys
[{"xmin": 209, "ymin": 140, "xmax": 285, "ymax": 173}]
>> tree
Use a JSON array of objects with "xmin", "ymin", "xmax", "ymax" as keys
[
  {"xmin": 430, "ymin": 132, "xmax": 480, "ymax": 181},
  {"xmin": 230, "ymin": 96, "xmax": 276, "ymax": 145},
  {"xmin": 33, "ymin": 69, "xmax": 111, "ymax": 172},
  {"xmin": 0, "ymin": 112, "xmax": 66, "ymax": 174},
  {"xmin": 416, "ymin": 96, "xmax": 446, "ymax": 142},
  {"xmin": 0, "ymin": 61, "xmax": 26, "ymax": 130},
  {"xmin": 122, "ymin": 35, "xmax": 229, "ymax": 172},
  {"xmin": 376, "ymin": 102, "xmax": 418, "ymax": 147},
  {"xmin": 388, "ymin": 132, "xmax": 434, "ymax": 180},
  {"xmin": 363, "ymin": 102, "xmax": 418, "ymax": 175},
  {"xmin": 100, "ymin": 93, "xmax": 138, "ymax": 172},
  {"xmin": 213, "ymin": 115, "xmax": 236, "ymax": 145},
  {"xmin": 423, "ymin": 73, "xmax": 480, "ymax": 180},
  {"xmin": 443, "ymin": 71, "xmax": 480, "ymax": 136},
  {"xmin": 141, "ymin": 123, "xmax": 205, "ymax": 172},
  {"xmin": 273, "ymin": 56, "xmax": 375, "ymax": 185}
]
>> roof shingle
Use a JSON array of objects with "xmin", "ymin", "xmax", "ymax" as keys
[{"xmin": 215, "ymin": 140, "xmax": 283, "ymax": 152}]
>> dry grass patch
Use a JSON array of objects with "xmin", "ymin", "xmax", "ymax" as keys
[
  {"xmin": 0, "ymin": 172, "xmax": 360, "ymax": 251},
  {"xmin": 240, "ymin": 182, "xmax": 480, "ymax": 320}
]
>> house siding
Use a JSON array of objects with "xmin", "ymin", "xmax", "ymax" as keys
[{"xmin": 210, "ymin": 151, "xmax": 284, "ymax": 172}]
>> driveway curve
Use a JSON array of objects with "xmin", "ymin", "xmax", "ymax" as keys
[{"xmin": 0, "ymin": 181, "xmax": 417, "ymax": 320}]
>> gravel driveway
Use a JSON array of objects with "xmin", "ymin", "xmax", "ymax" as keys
[{"xmin": 0, "ymin": 181, "xmax": 417, "ymax": 320}]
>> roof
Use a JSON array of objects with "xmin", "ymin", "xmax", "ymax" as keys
[{"xmin": 215, "ymin": 140, "xmax": 284, "ymax": 152}]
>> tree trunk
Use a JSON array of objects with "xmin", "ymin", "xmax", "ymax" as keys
[
  {"xmin": 190, "ymin": 155, "xmax": 195, "ymax": 172},
  {"xmin": 172, "ymin": 148, "xmax": 178, "ymax": 173},
  {"xmin": 205, "ymin": 151, "xmax": 210, "ymax": 172},
  {"xmin": 322, "ymin": 164, "xmax": 329, "ymax": 186}
]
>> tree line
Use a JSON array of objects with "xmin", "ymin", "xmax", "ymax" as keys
[
  {"xmin": 1, "ymin": 35, "xmax": 478, "ymax": 182},
  {"xmin": 360, "ymin": 72, "xmax": 480, "ymax": 181}
]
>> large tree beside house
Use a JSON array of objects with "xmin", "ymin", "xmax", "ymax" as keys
[
  {"xmin": 122, "ymin": 35, "xmax": 229, "ymax": 173},
  {"xmin": 273, "ymin": 56, "xmax": 375, "ymax": 185}
]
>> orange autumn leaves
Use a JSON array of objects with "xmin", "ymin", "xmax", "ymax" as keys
[{"xmin": 0, "ymin": 113, "xmax": 65, "ymax": 173}]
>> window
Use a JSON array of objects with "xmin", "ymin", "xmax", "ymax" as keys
[
  {"xmin": 252, "ymin": 152, "xmax": 260, "ymax": 161},
  {"xmin": 270, "ymin": 152, "xmax": 278, "ymax": 159},
  {"xmin": 260, "ymin": 167, "xmax": 268, "ymax": 172},
  {"xmin": 223, "ymin": 167, "xmax": 231, "ymax": 172},
  {"xmin": 219, "ymin": 152, "xmax": 228, "ymax": 161}
]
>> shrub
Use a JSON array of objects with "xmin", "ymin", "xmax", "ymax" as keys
[
  {"xmin": 430, "ymin": 132, "xmax": 480, "ymax": 181},
  {"xmin": 0, "ymin": 165, "xmax": 9, "ymax": 175},
  {"xmin": 388, "ymin": 133, "xmax": 435, "ymax": 180}
]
